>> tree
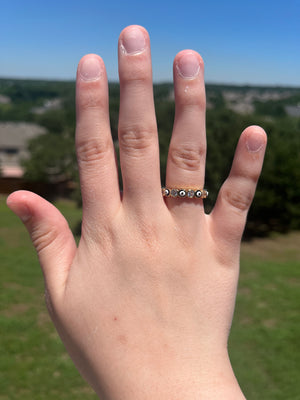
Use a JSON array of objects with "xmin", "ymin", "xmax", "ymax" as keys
[{"xmin": 22, "ymin": 131, "xmax": 76, "ymax": 184}]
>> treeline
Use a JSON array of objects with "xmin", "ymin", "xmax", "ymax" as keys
[{"xmin": 1, "ymin": 79, "xmax": 299, "ymax": 237}]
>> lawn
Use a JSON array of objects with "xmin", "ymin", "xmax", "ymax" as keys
[
  {"xmin": 0, "ymin": 196, "xmax": 299, "ymax": 399},
  {"xmin": 230, "ymin": 234, "xmax": 300, "ymax": 399}
]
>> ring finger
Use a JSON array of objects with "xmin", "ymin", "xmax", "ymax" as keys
[{"xmin": 165, "ymin": 50, "xmax": 207, "ymax": 220}]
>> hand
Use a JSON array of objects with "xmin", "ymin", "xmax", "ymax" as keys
[{"xmin": 7, "ymin": 25, "xmax": 267, "ymax": 399}]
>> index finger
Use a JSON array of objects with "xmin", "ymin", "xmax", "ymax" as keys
[{"xmin": 76, "ymin": 54, "xmax": 121, "ymax": 228}]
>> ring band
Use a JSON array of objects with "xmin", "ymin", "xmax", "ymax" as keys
[{"xmin": 162, "ymin": 187, "xmax": 208, "ymax": 199}]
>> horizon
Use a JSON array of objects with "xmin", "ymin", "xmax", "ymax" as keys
[{"xmin": 1, "ymin": 75, "xmax": 300, "ymax": 90}]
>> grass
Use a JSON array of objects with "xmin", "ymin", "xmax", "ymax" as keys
[
  {"xmin": 230, "ymin": 235, "xmax": 300, "ymax": 399},
  {"xmin": 0, "ymin": 196, "xmax": 96, "ymax": 400},
  {"xmin": 1, "ymin": 196, "xmax": 299, "ymax": 399}
]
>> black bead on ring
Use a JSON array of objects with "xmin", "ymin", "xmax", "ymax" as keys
[{"xmin": 162, "ymin": 187, "xmax": 208, "ymax": 199}]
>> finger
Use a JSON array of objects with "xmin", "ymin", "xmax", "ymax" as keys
[
  {"xmin": 165, "ymin": 50, "xmax": 206, "ymax": 221},
  {"xmin": 6, "ymin": 191, "xmax": 77, "ymax": 296},
  {"xmin": 209, "ymin": 126, "xmax": 267, "ymax": 255},
  {"xmin": 76, "ymin": 54, "xmax": 120, "ymax": 228},
  {"xmin": 118, "ymin": 25, "xmax": 161, "ymax": 210}
]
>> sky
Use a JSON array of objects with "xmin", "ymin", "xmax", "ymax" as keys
[{"xmin": 1, "ymin": 0, "xmax": 300, "ymax": 86}]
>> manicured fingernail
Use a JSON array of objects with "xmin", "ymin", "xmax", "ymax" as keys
[
  {"xmin": 79, "ymin": 57, "xmax": 102, "ymax": 82},
  {"xmin": 176, "ymin": 52, "xmax": 201, "ymax": 79},
  {"xmin": 120, "ymin": 27, "xmax": 146, "ymax": 55},
  {"xmin": 246, "ymin": 131, "xmax": 266, "ymax": 152}
]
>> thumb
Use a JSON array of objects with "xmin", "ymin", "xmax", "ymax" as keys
[{"xmin": 7, "ymin": 190, "xmax": 77, "ymax": 295}]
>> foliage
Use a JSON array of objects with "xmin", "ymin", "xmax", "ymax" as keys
[
  {"xmin": 248, "ymin": 117, "xmax": 300, "ymax": 235},
  {"xmin": 34, "ymin": 106, "xmax": 75, "ymax": 134},
  {"xmin": 0, "ymin": 78, "xmax": 75, "ymax": 103},
  {"xmin": 205, "ymin": 110, "xmax": 300, "ymax": 236},
  {"xmin": 1, "ymin": 78, "xmax": 300, "ymax": 237},
  {"xmin": 156, "ymin": 99, "xmax": 175, "ymax": 180},
  {"xmin": 0, "ymin": 78, "xmax": 75, "ymax": 122},
  {"xmin": 254, "ymin": 100, "xmax": 286, "ymax": 117},
  {"xmin": 22, "ymin": 132, "xmax": 76, "ymax": 183}
]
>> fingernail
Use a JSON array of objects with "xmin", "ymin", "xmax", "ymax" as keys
[
  {"xmin": 7, "ymin": 199, "xmax": 31, "ymax": 223},
  {"xmin": 79, "ymin": 57, "xmax": 102, "ymax": 82},
  {"xmin": 246, "ymin": 131, "xmax": 266, "ymax": 152},
  {"xmin": 120, "ymin": 27, "xmax": 146, "ymax": 55},
  {"xmin": 176, "ymin": 52, "xmax": 201, "ymax": 79}
]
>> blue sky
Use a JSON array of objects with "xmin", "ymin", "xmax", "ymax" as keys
[{"xmin": 1, "ymin": 0, "xmax": 299, "ymax": 85}]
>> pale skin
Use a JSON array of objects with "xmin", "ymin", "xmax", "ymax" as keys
[{"xmin": 7, "ymin": 26, "xmax": 267, "ymax": 399}]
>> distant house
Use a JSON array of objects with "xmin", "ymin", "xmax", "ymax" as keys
[
  {"xmin": 0, "ymin": 122, "xmax": 46, "ymax": 179},
  {"xmin": 0, "ymin": 122, "xmax": 47, "ymax": 195},
  {"xmin": 0, "ymin": 122, "xmax": 74, "ymax": 198}
]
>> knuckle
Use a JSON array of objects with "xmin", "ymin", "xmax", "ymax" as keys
[
  {"xmin": 180, "ymin": 93, "xmax": 206, "ymax": 110},
  {"xmin": 223, "ymin": 186, "xmax": 253, "ymax": 213},
  {"xmin": 76, "ymin": 138, "xmax": 112, "ymax": 164},
  {"xmin": 119, "ymin": 125, "xmax": 157, "ymax": 154},
  {"xmin": 122, "ymin": 73, "xmax": 150, "ymax": 85},
  {"xmin": 77, "ymin": 87, "xmax": 105, "ymax": 112},
  {"xmin": 169, "ymin": 144, "xmax": 205, "ymax": 171},
  {"xmin": 248, "ymin": 168, "xmax": 261, "ymax": 183},
  {"xmin": 120, "ymin": 65, "xmax": 151, "ymax": 84},
  {"xmin": 31, "ymin": 225, "xmax": 61, "ymax": 254}
]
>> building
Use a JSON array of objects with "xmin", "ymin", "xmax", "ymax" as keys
[
  {"xmin": 0, "ymin": 122, "xmax": 74, "ymax": 198},
  {"xmin": 0, "ymin": 122, "xmax": 48, "ymax": 195},
  {"xmin": 0, "ymin": 122, "xmax": 46, "ymax": 179}
]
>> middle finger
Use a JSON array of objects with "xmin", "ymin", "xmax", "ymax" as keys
[{"xmin": 118, "ymin": 25, "xmax": 162, "ymax": 210}]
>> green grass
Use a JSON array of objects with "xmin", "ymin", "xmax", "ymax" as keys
[
  {"xmin": 1, "ymin": 196, "xmax": 299, "ymax": 399},
  {"xmin": 0, "ymin": 196, "xmax": 96, "ymax": 400},
  {"xmin": 230, "ymin": 235, "xmax": 300, "ymax": 399}
]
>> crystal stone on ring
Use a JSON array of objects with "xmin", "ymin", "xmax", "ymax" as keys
[
  {"xmin": 187, "ymin": 190, "xmax": 195, "ymax": 198},
  {"xmin": 171, "ymin": 189, "xmax": 178, "ymax": 197}
]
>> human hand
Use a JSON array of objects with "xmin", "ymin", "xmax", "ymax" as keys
[{"xmin": 7, "ymin": 25, "xmax": 267, "ymax": 399}]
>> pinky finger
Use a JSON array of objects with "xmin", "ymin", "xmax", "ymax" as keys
[{"xmin": 209, "ymin": 126, "xmax": 267, "ymax": 250}]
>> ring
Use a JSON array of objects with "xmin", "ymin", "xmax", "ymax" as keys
[{"xmin": 162, "ymin": 187, "xmax": 209, "ymax": 199}]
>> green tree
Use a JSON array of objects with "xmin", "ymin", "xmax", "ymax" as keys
[
  {"xmin": 22, "ymin": 132, "xmax": 76, "ymax": 183},
  {"xmin": 247, "ymin": 116, "xmax": 300, "ymax": 235}
]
